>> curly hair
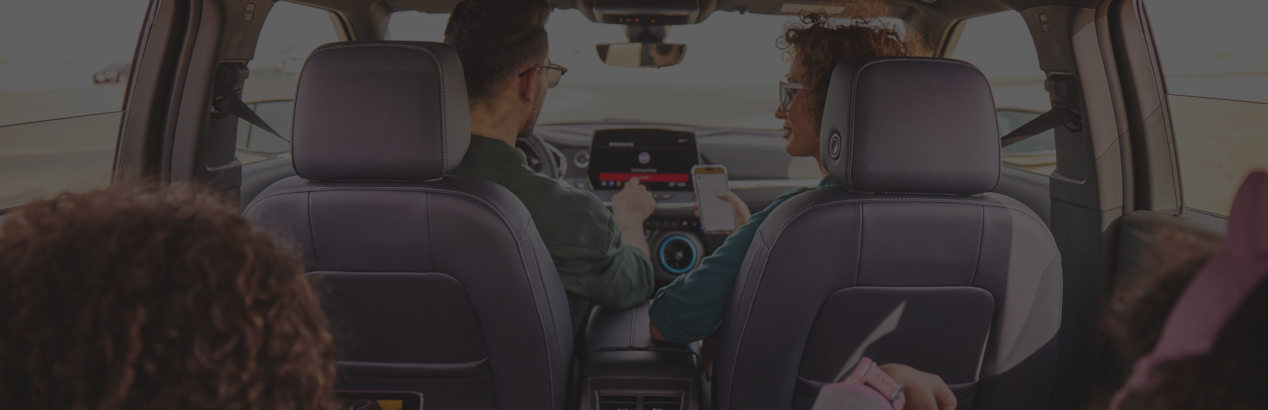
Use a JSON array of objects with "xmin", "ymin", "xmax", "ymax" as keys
[
  {"xmin": 778, "ymin": 0, "xmax": 930, "ymax": 134},
  {"xmin": 1098, "ymin": 225, "xmax": 1268, "ymax": 410},
  {"xmin": 0, "ymin": 184, "xmax": 336, "ymax": 410}
]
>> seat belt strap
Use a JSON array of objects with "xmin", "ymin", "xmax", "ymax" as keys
[
  {"xmin": 214, "ymin": 95, "xmax": 285, "ymax": 140},
  {"xmin": 1000, "ymin": 107, "xmax": 1081, "ymax": 148},
  {"xmin": 212, "ymin": 62, "xmax": 285, "ymax": 141}
]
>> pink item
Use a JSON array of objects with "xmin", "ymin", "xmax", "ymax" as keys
[
  {"xmin": 815, "ymin": 357, "xmax": 907, "ymax": 410},
  {"xmin": 1109, "ymin": 171, "xmax": 1268, "ymax": 409}
]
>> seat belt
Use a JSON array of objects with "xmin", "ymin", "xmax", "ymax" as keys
[
  {"xmin": 212, "ymin": 62, "xmax": 285, "ymax": 140},
  {"xmin": 1001, "ymin": 74, "xmax": 1082, "ymax": 148},
  {"xmin": 1000, "ymin": 108, "xmax": 1080, "ymax": 147},
  {"xmin": 213, "ymin": 95, "xmax": 284, "ymax": 139}
]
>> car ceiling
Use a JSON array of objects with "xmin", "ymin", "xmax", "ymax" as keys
[
  {"xmin": 376, "ymin": 0, "xmax": 1100, "ymax": 17},
  {"xmin": 295, "ymin": 0, "xmax": 1102, "ymax": 55}
]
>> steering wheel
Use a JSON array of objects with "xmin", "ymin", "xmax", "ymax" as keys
[{"xmin": 515, "ymin": 132, "xmax": 568, "ymax": 180}]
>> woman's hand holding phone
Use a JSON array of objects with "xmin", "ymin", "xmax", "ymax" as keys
[{"xmin": 694, "ymin": 192, "xmax": 750, "ymax": 235}]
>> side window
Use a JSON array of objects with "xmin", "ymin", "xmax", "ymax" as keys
[
  {"xmin": 1145, "ymin": 0, "xmax": 1268, "ymax": 216},
  {"xmin": 236, "ymin": 1, "xmax": 339, "ymax": 164},
  {"xmin": 0, "ymin": 0, "xmax": 149, "ymax": 210},
  {"xmin": 386, "ymin": 11, "xmax": 450, "ymax": 41},
  {"xmin": 950, "ymin": 12, "xmax": 1054, "ymax": 176}
]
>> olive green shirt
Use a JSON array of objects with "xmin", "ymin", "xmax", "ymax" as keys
[{"xmin": 451, "ymin": 135, "xmax": 655, "ymax": 310}]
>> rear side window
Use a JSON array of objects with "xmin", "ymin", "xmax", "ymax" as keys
[
  {"xmin": 0, "ymin": 0, "xmax": 149, "ymax": 210},
  {"xmin": 950, "ymin": 12, "xmax": 1054, "ymax": 176},
  {"xmin": 387, "ymin": 11, "xmax": 449, "ymax": 41},
  {"xmin": 1146, "ymin": 0, "xmax": 1268, "ymax": 216},
  {"xmin": 236, "ymin": 1, "xmax": 339, "ymax": 165}
]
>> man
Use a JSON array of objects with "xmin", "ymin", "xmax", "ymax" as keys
[{"xmin": 443, "ymin": 0, "xmax": 657, "ymax": 316}]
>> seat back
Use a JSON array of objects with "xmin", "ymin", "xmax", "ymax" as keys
[
  {"xmin": 713, "ymin": 57, "xmax": 1062, "ymax": 410},
  {"xmin": 244, "ymin": 41, "xmax": 573, "ymax": 410}
]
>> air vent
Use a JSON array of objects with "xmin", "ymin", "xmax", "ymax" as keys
[
  {"xmin": 597, "ymin": 395, "xmax": 638, "ymax": 410},
  {"xmin": 641, "ymin": 395, "xmax": 683, "ymax": 410},
  {"xmin": 595, "ymin": 393, "xmax": 683, "ymax": 410}
]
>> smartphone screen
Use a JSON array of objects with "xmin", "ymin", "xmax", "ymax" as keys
[{"xmin": 693, "ymin": 165, "xmax": 735, "ymax": 233}]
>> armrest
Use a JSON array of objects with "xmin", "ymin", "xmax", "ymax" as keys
[
  {"xmin": 585, "ymin": 301, "xmax": 695, "ymax": 354},
  {"xmin": 579, "ymin": 301, "xmax": 705, "ymax": 410}
]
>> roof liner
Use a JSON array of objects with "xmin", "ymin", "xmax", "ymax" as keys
[
  {"xmin": 307, "ymin": 0, "xmax": 1100, "ymax": 53},
  {"xmin": 382, "ymin": 0, "xmax": 1101, "ymax": 20}
]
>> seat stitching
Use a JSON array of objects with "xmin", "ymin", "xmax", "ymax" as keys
[
  {"xmin": 971, "ymin": 206, "xmax": 985, "ymax": 284},
  {"xmin": 726, "ymin": 195, "xmax": 1037, "ymax": 405},
  {"xmin": 856, "ymin": 204, "xmax": 864, "ymax": 284},
  {"xmin": 307, "ymin": 42, "xmax": 451, "ymax": 177},
  {"xmin": 725, "ymin": 232, "xmax": 771, "ymax": 405},
  {"xmin": 307, "ymin": 192, "xmax": 321, "ymax": 268},
  {"xmin": 257, "ymin": 184, "xmax": 556, "ymax": 408},
  {"xmin": 427, "ymin": 193, "xmax": 435, "ymax": 269},
  {"xmin": 842, "ymin": 58, "xmax": 983, "ymax": 192}
]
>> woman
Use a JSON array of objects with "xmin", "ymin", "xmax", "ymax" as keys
[
  {"xmin": 0, "ymin": 184, "xmax": 336, "ymax": 410},
  {"xmin": 648, "ymin": 4, "xmax": 953, "ymax": 409}
]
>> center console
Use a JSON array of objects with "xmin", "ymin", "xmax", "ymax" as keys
[
  {"xmin": 579, "ymin": 302, "xmax": 706, "ymax": 410},
  {"xmin": 587, "ymin": 128, "xmax": 712, "ymax": 283}
]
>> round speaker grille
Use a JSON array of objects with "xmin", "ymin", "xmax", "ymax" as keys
[{"xmin": 658, "ymin": 235, "xmax": 698, "ymax": 274}]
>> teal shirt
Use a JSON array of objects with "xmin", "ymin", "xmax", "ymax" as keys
[
  {"xmin": 451, "ymin": 135, "xmax": 655, "ymax": 310},
  {"xmin": 649, "ymin": 176, "xmax": 840, "ymax": 343}
]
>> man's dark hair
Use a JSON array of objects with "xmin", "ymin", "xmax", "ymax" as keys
[{"xmin": 444, "ymin": 0, "xmax": 551, "ymax": 105}]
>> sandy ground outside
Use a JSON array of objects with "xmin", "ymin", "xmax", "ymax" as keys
[{"xmin": 1170, "ymin": 95, "xmax": 1268, "ymax": 215}]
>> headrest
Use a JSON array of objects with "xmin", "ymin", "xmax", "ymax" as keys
[
  {"xmin": 1109, "ymin": 171, "xmax": 1268, "ymax": 409},
  {"xmin": 291, "ymin": 41, "xmax": 470, "ymax": 181},
  {"xmin": 819, "ymin": 57, "xmax": 1000, "ymax": 195}
]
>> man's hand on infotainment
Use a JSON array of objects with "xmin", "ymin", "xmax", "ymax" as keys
[
  {"xmin": 613, "ymin": 177, "xmax": 656, "ymax": 223},
  {"xmin": 611, "ymin": 178, "xmax": 656, "ymax": 257}
]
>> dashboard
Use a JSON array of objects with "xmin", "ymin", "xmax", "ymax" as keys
[
  {"xmin": 587, "ymin": 128, "xmax": 698, "ymax": 192},
  {"xmin": 518, "ymin": 123, "xmax": 821, "ymax": 282}
]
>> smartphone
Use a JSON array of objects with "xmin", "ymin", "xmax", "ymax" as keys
[{"xmin": 692, "ymin": 165, "xmax": 736, "ymax": 233}]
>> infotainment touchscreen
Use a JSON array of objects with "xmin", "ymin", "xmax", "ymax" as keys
[{"xmin": 588, "ymin": 128, "xmax": 700, "ymax": 191}]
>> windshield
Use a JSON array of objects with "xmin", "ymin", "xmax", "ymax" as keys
[{"xmin": 390, "ymin": 10, "xmax": 905, "ymax": 130}]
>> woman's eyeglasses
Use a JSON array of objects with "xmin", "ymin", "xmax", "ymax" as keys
[
  {"xmin": 779, "ymin": 81, "xmax": 805, "ymax": 111},
  {"xmin": 519, "ymin": 64, "xmax": 568, "ymax": 88}
]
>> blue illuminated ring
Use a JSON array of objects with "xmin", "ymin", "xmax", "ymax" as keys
[{"xmin": 658, "ymin": 235, "xmax": 698, "ymax": 274}]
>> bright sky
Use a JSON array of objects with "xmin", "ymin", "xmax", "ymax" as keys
[
  {"xmin": 1, "ymin": 0, "xmax": 1263, "ymax": 118},
  {"xmin": 0, "ymin": 0, "xmax": 149, "ymax": 91},
  {"xmin": 1145, "ymin": 0, "xmax": 1268, "ymax": 103}
]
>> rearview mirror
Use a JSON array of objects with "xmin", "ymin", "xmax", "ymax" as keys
[{"xmin": 596, "ymin": 42, "xmax": 686, "ymax": 68}]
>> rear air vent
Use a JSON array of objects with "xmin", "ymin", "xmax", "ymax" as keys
[
  {"xmin": 641, "ymin": 395, "xmax": 683, "ymax": 410},
  {"xmin": 595, "ymin": 392, "xmax": 683, "ymax": 410},
  {"xmin": 596, "ymin": 395, "xmax": 638, "ymax": 410}
]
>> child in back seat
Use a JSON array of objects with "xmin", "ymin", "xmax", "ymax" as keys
[
  {"xmin": 809, "ymin": 171, "xmax": 1268, "ymax": 410},
  {"xmin": 1096, "ymin": 171, "xmax": 1268, "ymax": 410},
  {"xmin": 0, "ymin": 184, "xmax": 337, "ymax": 410}
]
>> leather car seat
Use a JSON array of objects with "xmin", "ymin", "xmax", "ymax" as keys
[
  {"xmin": 243, "ymin": 41, "xmax": 573, "ymax": 410},
  {"xmin": 712, "ymin": 57, "xmax": 1062, "ymax": 410}
]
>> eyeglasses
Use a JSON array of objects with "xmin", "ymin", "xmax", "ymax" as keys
[
  {"xmin": 779, "ymin": 81, "xmax": 805, "ymax": 111},
  {"xmin": 519, "ymin": 63, "xmax": 568, "ymax": 88}
]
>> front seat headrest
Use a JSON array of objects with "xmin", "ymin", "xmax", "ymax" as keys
[
  {"xmin": 291, "ymin": 41, "xmax": 470, "ymax": 182},
  {"xmin": 819, "ymin": 57, "xmax": 1001, "ymax": 195}
]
